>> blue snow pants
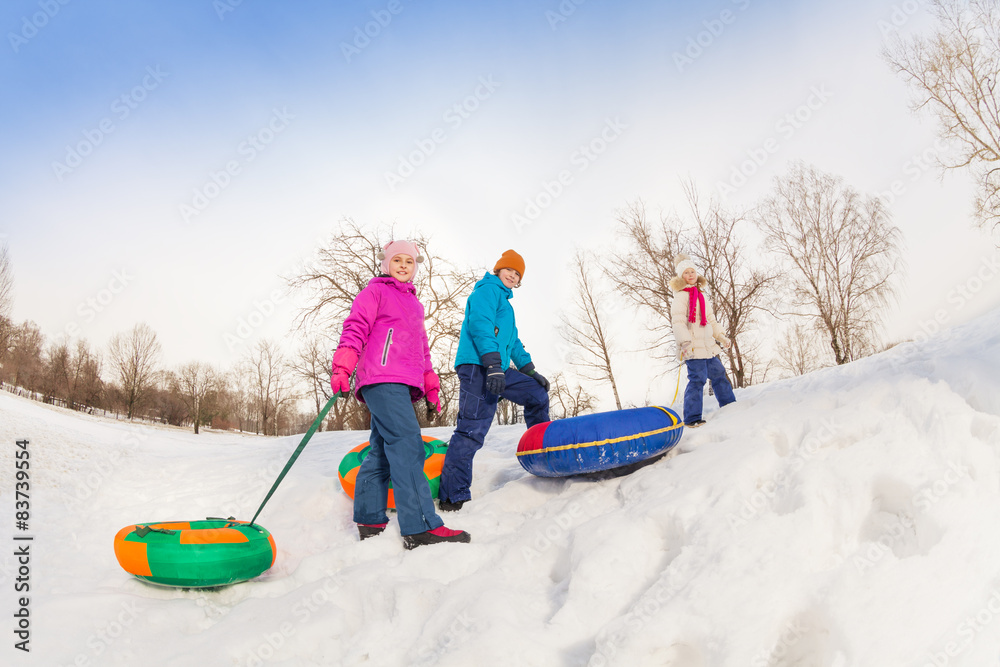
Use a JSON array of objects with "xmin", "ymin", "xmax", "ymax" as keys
[
  {"xmin": 683, "ymin": 356, "xmax": 736, "ymax": 424},
  {"xmin": 353, "ymin": 383, "xmax": 444, "ymax": 536},
  {"xmin": 439, "ymin": 364, "xmax": 550, "ymax": 504}
]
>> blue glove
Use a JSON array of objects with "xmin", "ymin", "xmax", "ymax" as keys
[
  {"xmin": 520, "ymin": 362, "xmax": 550, "ymax": 392},
  {"xmin": 481, "ymin": 352, "xmax": 506, "ymax": 396}
]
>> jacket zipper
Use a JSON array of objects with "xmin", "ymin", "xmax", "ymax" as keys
[{"xmin": 381, "ymin": 328, "xmax": 394, "ymax": 366}]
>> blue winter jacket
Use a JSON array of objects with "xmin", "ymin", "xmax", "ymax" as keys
[{"xmin": 454, "ymin": 272, "xmax": 532, "ymax": 371}]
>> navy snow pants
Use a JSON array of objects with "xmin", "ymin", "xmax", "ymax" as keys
[
  {"xmin": 683, "ymin": 356, "xmax": 736, "ymax": 424},
  {"xmin": 439, "ymin": 364, "xmax": 550, "ymax": 504},
  {"xmin": 354, "ymin": 383, "xmax": 444, "ymax": 536}
]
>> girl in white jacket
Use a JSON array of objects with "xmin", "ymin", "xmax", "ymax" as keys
[{"xmin": 669, "ymin": 254, "xmax": 736, "ymax": 426}]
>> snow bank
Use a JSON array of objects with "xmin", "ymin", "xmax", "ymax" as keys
[{"xmin": 3, "ymin": 307, "xmax": 1000, "ymax": 666}]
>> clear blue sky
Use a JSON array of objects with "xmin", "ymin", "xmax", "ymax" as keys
[{"xmin": 2, "ymin": 0, "xmax": 998, "ymax": 407}]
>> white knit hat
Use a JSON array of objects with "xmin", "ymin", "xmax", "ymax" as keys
[{"xmin": 675, "ymin": 253, "xmax": 698, "ymax": 277}]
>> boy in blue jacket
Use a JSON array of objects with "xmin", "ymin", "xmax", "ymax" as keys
[{"xmin": 438, "ymin": 250, "xmax": 551, "ymax": 510}]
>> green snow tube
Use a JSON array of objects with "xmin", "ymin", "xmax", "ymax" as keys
[{"xmin": 113, "ymin": 519, "xmax": 276, "ymax": 588}]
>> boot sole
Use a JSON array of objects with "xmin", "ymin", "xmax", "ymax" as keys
[{"xmin": 403, "ymin": 531, "xmax": 471, "ymax": 550}]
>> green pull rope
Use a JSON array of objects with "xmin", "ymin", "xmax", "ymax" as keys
[{"xmin": 249, "ymin": 394, "xmax": 339, "ymax": 528}]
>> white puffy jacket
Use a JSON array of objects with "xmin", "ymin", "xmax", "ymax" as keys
[{"xmin": 669, "ymin": 275, "xmax": 729, "ymax": 360}]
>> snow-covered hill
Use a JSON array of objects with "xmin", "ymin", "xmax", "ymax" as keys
[{"xmin": 3, "ymin": 308, "xmax": 1000, "ymax": 666}]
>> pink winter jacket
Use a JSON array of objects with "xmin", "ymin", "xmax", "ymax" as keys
[{"xmin": 335, "ymin": 276, "xmax": 433, "ymax": 403}]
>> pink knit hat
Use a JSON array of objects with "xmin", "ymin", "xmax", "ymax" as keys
[{"xmin": 378, "ymin": 240, "xmax": 424, "ymax": 276}]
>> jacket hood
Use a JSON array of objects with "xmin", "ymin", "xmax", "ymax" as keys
[
  {"xmin": 669, "ymin": 274, "xmax": 707, "ymax": 293},
  {"xmin": 476, "ymin": 271, "xmax": 513, "ymax": 299}
]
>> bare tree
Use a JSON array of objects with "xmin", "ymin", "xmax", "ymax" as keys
[
  {"xmin": 67, "ymin": 339, "xmax": 103, "ymax": 410},
  {"xmin": 775, "ymin": 322, "xmax": 831, "ymax": 378},
  {"xmin": 605, "ymin": 199, "xmax": 685, "ymax": 361},
  {"xmin": 289, "ymin": 220, "xmax": 388, "ymax": 330},
  {"xmin": 108, "ymin": 323, "xmax": 162, "ymax": 419},
  {"xmin": 152, "ymin": 374, "xmax": 187, "ymax": 427},
  {"xmin": 549, "ymin": 372, "xmax": 596, "ymax": 419},
  {"xmin": 0, "ymin": 244, "xmax": 12, "ymax": 362},
  {"xmin": 560, "ymin": 250, "xmax": 623, "ymax": 409},
  {"xmin": 757, "ymin": 163, "xmax": 903, "ymax": 365},
  {"xmin": 0, "ymin": 243, "xmax": 12, "ymax": 321},
  {"xmin": 0, "ymin": 315, "xmax": 11, "ymax": 370},
  {"xmin": 417, "ymin": 242, "xmax": 476, "ymax": 428},
  {"xmin": 243, "ymin": 339, "xmax": 296, "ymax": 436},
  {"xmin": 173, "ymin": 361, "xmax": 221, "ymax": 434},
  {"xmin": 885, "ymin": 0, "xmax": 1000, "ymax": 231},
  {"xmin": 329, "ymin": 393, "xmax": 370, "ymax": 431},
  {"xmin": 289, "ymin": 334, "xmax": 335, "ymax": 431},
  {"xmin": 1, "ymin": 321, "xmax": 44, "ymax": 391},
  {"xmin": 495, "ymin": 398, "xmax": 520, "ymax": 425},
  {"xmin": 227, "ymin": 363, "xmax": 257, "ymax": 433},
  {"xmin": 42, "ymin": 342, "xmax": 70, "ymax": 405},
  {"xmin": 682, "ymin": 181, "xmax": 778, "ymax": 388}
]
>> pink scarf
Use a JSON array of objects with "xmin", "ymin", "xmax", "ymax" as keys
[{"xmin": 683, "ymin": 286, "xmax": 707, "ymax": 326}]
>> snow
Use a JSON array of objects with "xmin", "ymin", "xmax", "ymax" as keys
[{"xmin": 4, "ymin": 308, "xmax": 1000, "ymax": 666}]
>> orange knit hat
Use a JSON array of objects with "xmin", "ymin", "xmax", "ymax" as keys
[{"xmin": 493, "ymin": 249, "xmax": 525, "ymax": 279}]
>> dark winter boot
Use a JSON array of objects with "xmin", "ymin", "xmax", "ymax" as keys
[
  {"xmin": 439, "ymin": 499, "xmax": 465, "ymax": 512},
  {"xmin": 358, "ymin": 523, "xmax": 387, "ymax": 540},
  {"xmin": 685, "ymin": 420, "xmax": 706, "ymax": 428},
  {"xmin": 402, "ymin": 525, "xmax": 471, "ymax": 550}
]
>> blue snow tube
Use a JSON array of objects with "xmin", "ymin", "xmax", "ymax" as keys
[{"xmin": 516, "ymin": 406, "xmax": 684, "ymax": 477}]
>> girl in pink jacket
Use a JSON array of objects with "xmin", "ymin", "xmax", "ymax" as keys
[{"xmin": 331, "ymin": 240, "xmax": 470, "ymax": 549}]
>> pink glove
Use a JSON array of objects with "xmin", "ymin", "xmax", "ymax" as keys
[
  {"xmin": 331, "ymin": 347, "xmax": 359, "ymax": 396},
  {"xmin": 680, "ymin": 341, "xmax": 693, "ymax": 361},
  {"xmin": 424, "ymin": 370, "xmax": 441, "ymax": 413},
  {"xmin": 331, "ymin": 368, "xmax": 351, "ymax": 396}
]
